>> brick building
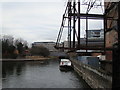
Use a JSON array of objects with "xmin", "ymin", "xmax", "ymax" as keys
[{"xmin": 105, "ymin": 2, "xmax": 118, "ymax": 61}]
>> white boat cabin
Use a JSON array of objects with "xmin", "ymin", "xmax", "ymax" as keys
[{"xmin": 60, "ymin": 59, "xmax": 71, "ymax": 66}]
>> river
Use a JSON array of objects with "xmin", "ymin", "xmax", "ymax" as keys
[{"xmin": 2, "ymin": 59, "xmax": 91, "ymax": 89}]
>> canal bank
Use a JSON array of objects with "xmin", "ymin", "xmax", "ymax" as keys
[
  {"xmin": 1, "ymin": 56, "xmax": 53, "ymax": 62},
  {"xmin": 1, "ymin": 58, "xmax": 50, "ymax": 62},
  {"xmin": 70, "ymin": 59, "xmax": 112, "ymax": 89}
]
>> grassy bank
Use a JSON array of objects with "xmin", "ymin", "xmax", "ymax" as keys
[{"xmin": 25, "ymin": 56, "xmax": 50, "ymax": 60}]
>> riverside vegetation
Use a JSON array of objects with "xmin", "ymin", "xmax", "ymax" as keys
[{"xmin": 1, "ymin": 35, "xmax": 50, "ymax": 59}]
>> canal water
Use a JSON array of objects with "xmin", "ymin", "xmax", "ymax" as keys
[{"xmin": 2, "ymin": 59, "xmax": 91, "ymax": 88}]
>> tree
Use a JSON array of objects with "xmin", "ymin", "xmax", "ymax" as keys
[
  {"xmin": 2, "ymin": 35, "xmax": 14, "ymax": 45},
  {"xmin": 2, "ymin": 35, "xmax": 15, "ymax": 58},
  {"xmin": 14, "ymin": 38, "xmax": 28, "ymax": 47},
  {"xmin": 8, "ymin": 45, "xmax": 17, "ymax": 59},
  {"xmin": 1, "ymin": 35, "xmax": 28, "ymax": 58},
  {"xmin": 24, "ymin": 45, "xmax": 28, "ymax": 49},
  {"xmin": 2, "ymin": 39, "xmax": 18, "ymax": 59},
  {"xmin": 31, "ymin": 46, "xmax": 50, "ymax": 57},
  {"xmin": 17, "ymin": 42, "xmax": 24, "ymax": 54}
]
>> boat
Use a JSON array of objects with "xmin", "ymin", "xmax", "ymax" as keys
[{"xmin": 59, "ymin": 59, "xmax": 73, "ymax": 71}]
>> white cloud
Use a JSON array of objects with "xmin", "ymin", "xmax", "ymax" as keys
[
  {"xmin": 0, "ymin": 0, "xmax": 66, "ymax": 3},
  {"xmin": 2, "ymin": 2, "xmax": 66, "ymax": 44},
  {"xmin": 0, "ymin": 3, "xmax": 2, "ymax": 34}
]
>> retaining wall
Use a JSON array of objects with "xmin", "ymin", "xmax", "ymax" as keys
[{"xmin": 71, "ymin": 59, "xmax": 112, "ymax": 89}]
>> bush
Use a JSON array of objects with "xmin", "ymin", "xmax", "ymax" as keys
[{"xmin": 31, "ymin": 46, "xmax": 50, "ymax": 57}]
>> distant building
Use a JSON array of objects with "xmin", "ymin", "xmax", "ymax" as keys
[
  {"xmin": 32, "ymin": 42, "xmax": 58, "ymax": 52},
  {"xmin": 87, "ymin": 29, "xmax": 104, "ymax": 39}
]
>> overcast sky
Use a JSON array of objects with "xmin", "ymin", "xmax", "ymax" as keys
[{"xmin": 1, "ymin": 0, "xmax": 104, "ymax": 45}]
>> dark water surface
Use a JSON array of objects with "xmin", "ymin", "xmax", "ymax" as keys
[{"xmin": 2, "ymin": 59, "xmax": 90, "ymax": 88}]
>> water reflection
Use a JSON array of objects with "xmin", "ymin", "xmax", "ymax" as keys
[
  {"xmin": 2, "ymin": 62, "xmax": 24, "ymax": 77},
  {"xmin": 2, "ymin": 60, "xmax": 91, "ymax": 88}
]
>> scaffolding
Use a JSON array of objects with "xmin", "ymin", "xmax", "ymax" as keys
[
  {"xmin": 55, "ymin": 0, "xmax": 106, "ymax": 53},
  {"xmin": 55, "ymin": 0, "xmax": 119, "ymax": 52}
]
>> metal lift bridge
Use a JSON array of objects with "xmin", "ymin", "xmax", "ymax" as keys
[
  {"xmin": 55, "ymin": 0, "xmax": 106, "ymax": 52},
  {"xmin": 55, "ymin": 0, "xmax": 120, "ymax": 89}
]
